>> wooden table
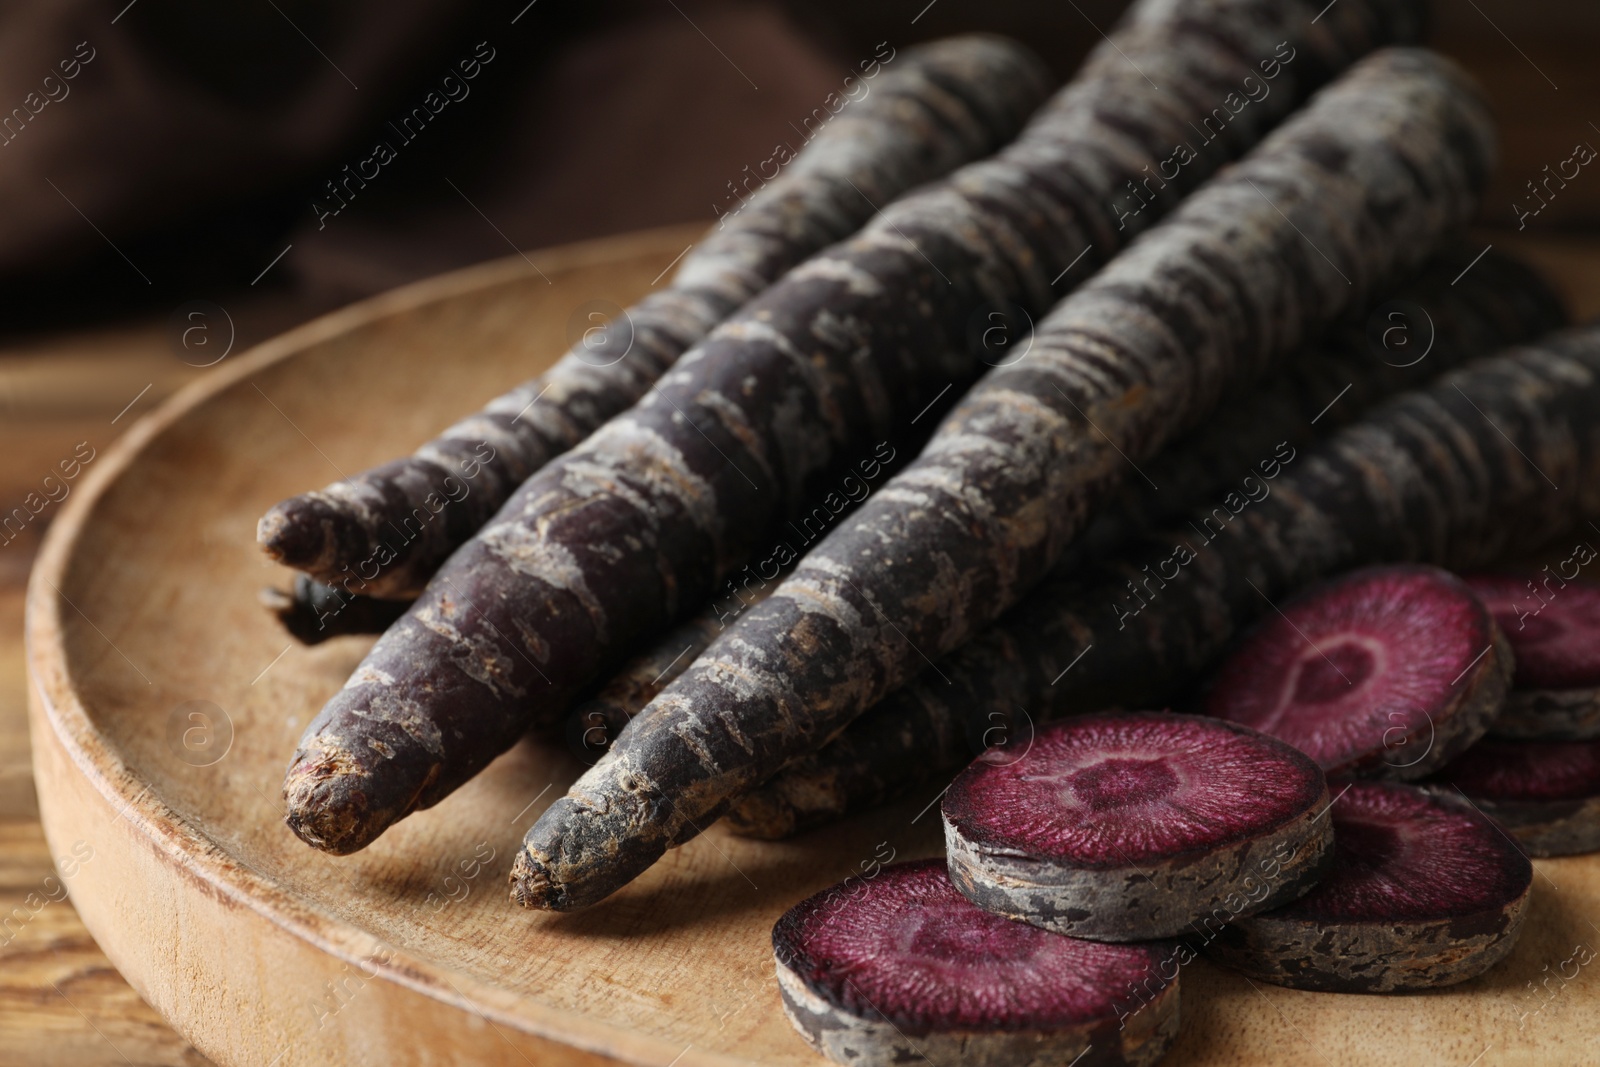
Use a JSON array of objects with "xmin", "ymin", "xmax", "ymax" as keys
[
  {"xmin": 0, "ymin": 331, "xmax": 215, "ymax": 1066},
  {"xmin": 3, "ymin": 19, "xmax": 1599, "ymax": 1067}
]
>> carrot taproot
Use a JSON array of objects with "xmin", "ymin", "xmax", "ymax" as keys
[
  {"xmin": 286, "ymin": 0, "xmax": 1424, "ymax": 857},
  {"xmin": 256, "ymin": 35, "xmax": 1055, "ymax": 600},
  {"xmin": 511, "ymin": 47, "xmax": 1493, "ymax": 908},
  {"xmin": 731, "ymin": 324, "xmax": 1600, "ymax": 838}
]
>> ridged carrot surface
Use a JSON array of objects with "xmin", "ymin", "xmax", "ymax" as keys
[
  {"xmin": 733, "ymin": 325, "xmax": 1600, "ymax": 837},
  {"xmin": 285, "ymin": 0, "xmax": 1424, "ymax": 857},
  {"xmin": 513, "ymin": 45, "xmax": 1490, "ymax": 908}
]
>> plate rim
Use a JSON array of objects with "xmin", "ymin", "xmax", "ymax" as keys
[{"xmin": 24, "ymin": 222, "xmax": 753, "ymax": 1067}]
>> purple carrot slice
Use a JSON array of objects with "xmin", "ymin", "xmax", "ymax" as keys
[
  {"xmin": 1205, "ymin": 565, "xmax": 1511, "ymax": 779},
  {"xmin": 1207, "ymin": 780, "xmax": 1532, "ymax": 992},
  {"xmin": 774, "ymin": 859, "xmax": 1180, "ymax": 1067},
  {"xmin": 1465, "ymin": 573, "xmax": 1600, "ymax": 689},
  {"xmin": 1467, "ymin": 573, "xmax": 1600, "ymax": 739},
  {"xmin": 1429, "ymin": 737, "xmax": 1600, "ymax": 856},
  {"xmin": 942, "ymin": 713, "xmax": 1333, "ymax": 942}
]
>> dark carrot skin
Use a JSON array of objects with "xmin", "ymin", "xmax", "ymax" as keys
[
  {"xmin": 512, "ymin": 47, "xmax": 1491, "ymax": 909},
  {"xmin": 259, "ymin": 576, "xmax": 412, "ymax": 647},
  {"xmin": 562, "ymin": 435, "xmax": 923, "ymax": 763},
  {"xmin": 1068, "ymin": 248, "xmax": 1566, "ymax": 563},
  {"xmin": 268, "ymin": 255, "xmax": 1561, "ymax": 725},
  {"xmin": 731, "ymin": 326, "xmax": 1600, "ymax": 838},
  {"xmin": 287, "ymin": 0, "xmax": 1424, "ymax": 857},
  {"xmin": 256, "ymin": 36, "xmax": 1055, "ymax": 600},
  {"xmin": 566, "ymin": 251, "xmax": 1558, "ymax": 766},
  {"xmin": 565, "ymin": 584, "xmax": 775, "ymax": 767}
]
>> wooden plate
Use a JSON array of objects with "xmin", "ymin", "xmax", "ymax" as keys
[{"xmin": 27, "ymin": 225, "xmax": 1600, "ymax": 1067}]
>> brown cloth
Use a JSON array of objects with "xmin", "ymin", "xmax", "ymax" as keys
[
  {"xmin": 7, "ymin": 1, "xmax": 1596, "ymax": 341},
  {"xmin": 0, "ymin": 0, "xmax": 907, "ymax": 337}
]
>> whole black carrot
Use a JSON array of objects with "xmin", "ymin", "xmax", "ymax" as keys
[
  {"xmin": 287, "ymin": 0, "xmax": 1422, "ymax": 857},
  {"xmin": 512, "ymin": 48, "xmax": 1493, "ymax": 909},
  {"xmin": 256, "ymin": 36, "xmax": 1054, "ymax": 600},
  {"xmin": 730, "ymin": 325, "xmax": 1600, "ymax": 838}
]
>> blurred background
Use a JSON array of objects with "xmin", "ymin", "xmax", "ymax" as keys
[{"xmin": 0, "ymin": 0, "xmax": 1597, "ymax": 1062}]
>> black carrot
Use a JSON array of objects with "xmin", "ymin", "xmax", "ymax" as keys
[
  {"xmin": 287, "ymin": 0, "xmax": 1422, "ymax": 856},
  {"xmin": 563, "ymin": 429, "xmax": 919, "ymax": 762},
  {"xmin": 1068, "ymin": 248, "xmax": 1566, "ymax": 563},
  {"xmin": 284, "ymin": 243, "xmax": 1563, "ymax": 656},
  {"xmin": 730, "ymin": 325, "xmax": 1600, "ymax": 838},
  {"xmin": 260, "ymin": 576, "xmax": 411, "ymax": 646},
  {"xmin": 257, "ymin": 36, "xmax": 1054, "ymax": 599},
  {"xmin": 565, "ymin": 585, "xmax": 774, "ymax": 766},
  {"xmin": 513, "ymin": 47, "xmax": 1490, "ymax": 908}
]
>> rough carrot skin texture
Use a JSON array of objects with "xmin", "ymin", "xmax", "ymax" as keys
[
  {"xmin": 563, "ymin": 434, "xmax": 920, "ymax": 760},
  {"xmin": 265, "ymin": 259, "xmax": 1560, "ymax": 706},
  {"xmin": 286, "ymin": 0, "xmax": 1422, "ymax": 857},
  {"xmin": 731, "ymin": 326, "xmax": 1600, "ymax": 838},
  {"xmin": 1068, "ymin": 249, "xmax": 1567, "ymax": 563},
  {"xmin": 570, "ymin": 252, "xmax": 1560, "ymax": 772},
  {"xmin": 565, "ymin": 585, "xmax": 775, "ymax": 766},
  {"xmin": 255, "ymin": 35, "xmax": 1055, "ymax": 600},
  {"xmin": 512, "ymin": 46, "xmax": 1490, "ymax": 909}
]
